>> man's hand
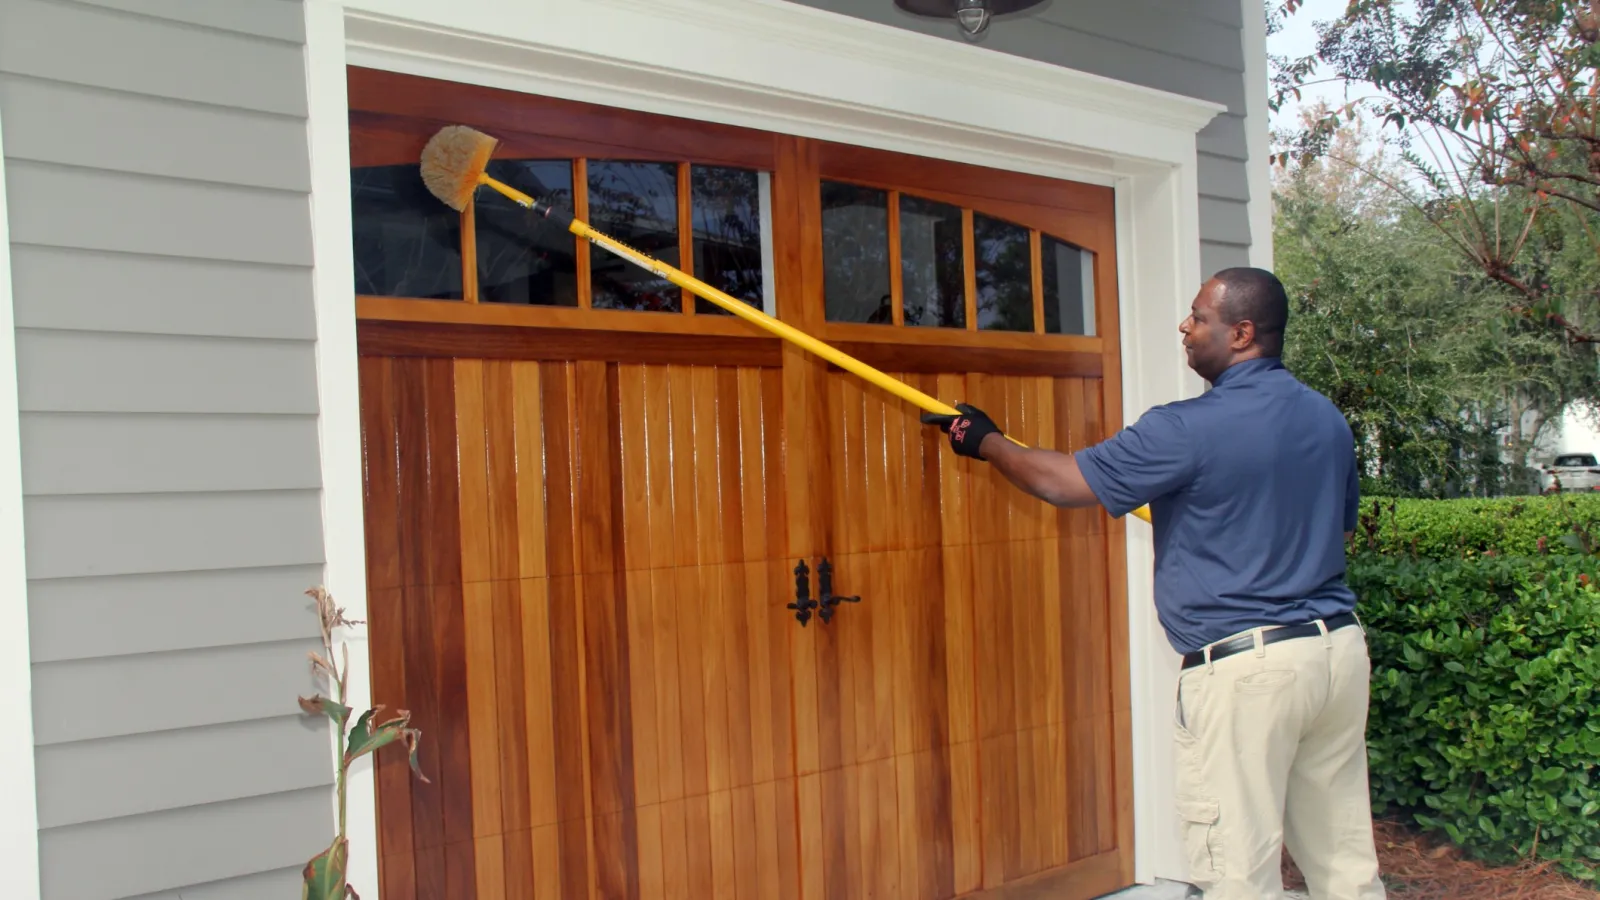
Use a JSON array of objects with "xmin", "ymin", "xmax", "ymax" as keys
[
  {"xmin": 923, "ymin": 401, "xmax": 1101, "ymax": 508},
  {"xmin": 921, "ymin": 403, "xmax": 1001, "ymax": 460}
]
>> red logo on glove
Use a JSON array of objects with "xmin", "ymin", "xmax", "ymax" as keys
[{"xmin": 950, "ymin": 417, "xmax": 970, "ymax": 442}]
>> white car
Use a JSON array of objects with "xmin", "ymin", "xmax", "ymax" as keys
[{"xmin": 1541, "ymin": 453, "xmax": 1600, "ymax": 493}]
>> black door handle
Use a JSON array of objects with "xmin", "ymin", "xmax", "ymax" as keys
[
  {"xmin": 787, "ymin": 559, "xmax": 817, "ymax": 626},
  {"xmin": 816, "ymin": 557, "xmax": 860, "ymax": 624}
]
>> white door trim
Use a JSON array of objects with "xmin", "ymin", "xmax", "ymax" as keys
[
  {"xmin": 1241, "ymin": 0, "xmax": 1275, "ymax": 269},
  {"xmin": 302, "ymin": 0, "xmax": 1224, "ymax": 892},
  {"xmin": 0, "ymin": 84, "xmax": 44, "ymax": 900},
  {"xmin": 303, "ymin": 3, "xmax": 382, "ymax": 898}
]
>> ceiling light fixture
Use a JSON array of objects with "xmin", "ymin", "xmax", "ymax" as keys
[{"xmin": 892, "ymin": 0, "xmax": 1048, "ymax": 37}]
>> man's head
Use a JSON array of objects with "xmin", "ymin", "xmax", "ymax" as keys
[{"xmin": 1179, "ymin": 266, "xmax": 1289, "ymax": 382}]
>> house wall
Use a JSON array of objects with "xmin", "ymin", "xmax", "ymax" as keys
[
  {"xmin": 0, "ymin": 1, "xmax": 332, "ymax": 898},
  {"xmin": 786, "ymin": 0, "xmax": 1258, "ymax": 275}
]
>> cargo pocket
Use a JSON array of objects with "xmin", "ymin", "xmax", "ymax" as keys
[{"xmin": 1177, "ymin": 798, "xmax": 1223, "ymax": 887}]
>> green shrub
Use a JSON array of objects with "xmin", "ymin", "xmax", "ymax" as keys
[
  {"xmin": 1354, "ymin": 493, "xmax": 1600, "ymax": 558},
  {"xmin": 1352, "ymin": 552, "xmax": 1600, "ymax": 880}
]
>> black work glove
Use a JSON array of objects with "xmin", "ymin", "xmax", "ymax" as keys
[{"xmin": 921, "ymin": 403, "xmax": 1000, "ymax": 460}]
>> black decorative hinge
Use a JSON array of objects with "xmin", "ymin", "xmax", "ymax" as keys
[
  {"xmin": 787, "ymin": 559, "xmax": 817, "ymax": 626},
  {"xmin": 815, "ymin": 557, "xmax": 860, "ymax": 624}
]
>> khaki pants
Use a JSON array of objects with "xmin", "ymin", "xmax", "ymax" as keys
[{"xmin": 1173, "ymin": 619, "xmax": 1386, "ymax": 900}]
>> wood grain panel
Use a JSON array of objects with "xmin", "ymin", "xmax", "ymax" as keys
[
  {"xmin": 357, "ymin": 317, "xmax": 781, "ymax": 367},
  {"xmin": 818, "ymin": 139, "xmax": 1115, "ymax": 220},
  {"xmin": 355, "ymin": 72, "xmax": 1132, "ymax": 899},
  {"xmin": 358, "ymin": 358, "xmax": 478, "ymax": 900},
  {"xmin": 349, "ymin": 69, "xmax": 779, "ymax": 171}
]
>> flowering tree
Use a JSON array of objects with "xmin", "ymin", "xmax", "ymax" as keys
[{"xmin": 1271, "ymin": 0, "xmax": 1600, "ymax": 343}]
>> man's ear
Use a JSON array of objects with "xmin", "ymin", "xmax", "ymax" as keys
[{"xmin": 1231, "ymin": 319, "xmax": 1256, "ymax": 350}]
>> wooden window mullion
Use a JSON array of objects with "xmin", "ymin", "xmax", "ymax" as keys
[
  {"xmin": 679, "ymin": 162, "xmax": 695, "ymax": 315},
  {"xmin": 962, "ymin": 207, "xmax": 977, "ymax": 330},
  {"xmin": 888, "ymin": 190, "xmax": 904, "ymax": 326},
  {"xmin": 1030, "ymin": 229, "xmax": 1044, "ymax": 334},
  {"xmin": 575, "ymin": 157, "xmax": 592, "ymax": 310},
  {"xmin": 461, "ymin": 195, "xmax": 479, "ymax": 303}
]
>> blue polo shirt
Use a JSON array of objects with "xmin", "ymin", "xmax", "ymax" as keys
[{"xmin": 1074, "ymin": 357, "xmax": 1359, "ymax": 654}]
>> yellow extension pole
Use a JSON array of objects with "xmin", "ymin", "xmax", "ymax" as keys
[{"xmin": 476, "ymin": 172, "xmax": 1153, "ymax": 525}]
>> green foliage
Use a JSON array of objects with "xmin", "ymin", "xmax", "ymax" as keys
[
  {"xmin": 1275, "ymin": 147, "xmax": 1600, "ymax": 496},
  {"xmin": 1353, "ymin": 493, "xmax": 1600, "ymax": 557},
  {"xmin": 1270, "ymin": 0, "xmax": 1600, "ymax": 343},
  {"xmin": 1352, "ymin": 552, "xmax": 1600, "ymax": 880},
  {"xmin": 299, "ymin": 587, "xmax": 427, "ymax": 900},
  {"xmin": 302, "ymin": 838, "xmax": 351, "ymax": 900}
]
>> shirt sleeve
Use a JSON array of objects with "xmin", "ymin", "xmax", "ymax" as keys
[{"xmin": 1072, "ymin": 405, "xmax": 1198, "ymax": 518}]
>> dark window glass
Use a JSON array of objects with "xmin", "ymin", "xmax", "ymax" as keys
[
  {"xmin": 1040, "ymin": 236, "xmax": 1097, "ymax": 336},
  {"xmin": 821, "ymin": 181, "xmax": 892, "ymax": 324},
  {"xmin": 350, "ymin": 165, "xmax": 462, "ymax": 300},
  {"xmin": 477, "ymin": 159, "xmax": 578, "ymax": 306},
  {"xmin": 898, "ymin": 195, "xmax": 965, "ymax": 329},
  {"xmin": 973, "ymin": 213, "xmax": 1033, "ymax": 332},
  {"xmin": 588, "ymin": 161, "xmax": 680, "ymax": 312},
  {"xmin": 691, "ymin": 166, "xmax": 765, "ymax": 315}
]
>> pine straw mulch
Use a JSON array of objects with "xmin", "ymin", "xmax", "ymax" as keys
[{"xmin": 1279, "ymin": 816, "xmax": 1599, "ymax": 899}]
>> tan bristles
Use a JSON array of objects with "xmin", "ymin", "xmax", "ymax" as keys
[{"xmin": 419, "ymin": 125, "xmax": 499, "ymax": 211}]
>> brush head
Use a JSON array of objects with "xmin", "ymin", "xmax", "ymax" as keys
[{"xmin": 420, "ymin": 125, "xmax": 499, "ymax": 211}]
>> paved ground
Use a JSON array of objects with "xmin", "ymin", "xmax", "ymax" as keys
[{"xmin": 1094, "ymin": 879, "xmax": 1310, "ymax": 900}]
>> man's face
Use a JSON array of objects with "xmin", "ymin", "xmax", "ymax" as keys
[{"xmin": 1179, "ymin": 279, "xmax": 1235, "ymax": 382}]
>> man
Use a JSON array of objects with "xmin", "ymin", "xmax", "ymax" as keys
[{"xmin": 923, "ymin": 268, "xmax": 1385, "ymax": 900}]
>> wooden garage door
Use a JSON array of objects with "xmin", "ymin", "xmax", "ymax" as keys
[{"xmin": 349, "ymin": 67, "xmax": 1132, "ymax": 900}]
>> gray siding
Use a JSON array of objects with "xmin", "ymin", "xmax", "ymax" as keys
[
  {"xmin": 786, "ymin": 0, "xmax": 1258, "ymax": 275},
  {"xmin": 0, "ymin": 1, "xmax": 331, "ymax": 899}
]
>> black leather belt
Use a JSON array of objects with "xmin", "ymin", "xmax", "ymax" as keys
[{"xmin": 1181, "ymin": 612, "xmax": 1358, "ymax": 670}]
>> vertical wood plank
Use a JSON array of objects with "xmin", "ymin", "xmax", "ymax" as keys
[
  {"xmin": 642, "ymin": 366, "xmax": 677, "ymax": 572},
  {"xmin": 368, "ymin": 586, "xmax": 415, "ymax": 900},
  {"xmin": 542, "ymin": 363, "xmax": 579, "ymax": 579},
  {"xmin": 390, "ymin": 359, "xmax": 446, "ymax": 895},
  {"xmin": 616, "ymin": 365, "xmax": 654, "ymax": 574},
  {"xmin": 474, "ymin": 835, "xmax": 507, "ymax": 900},
  {"xmin": 517, "ymin": 578, "xmax": 559, "ymax": 831},
  {"xmin": 359, "ymin": 357, "xmax": 402, "ymax": 591},
  {"xmin": 667, "ymin": 365, "xmax": 700, "ymax": 570},
  {"xmin": 690, "ymin": 366, "xmax": 725, "ymax": 567},
  {"xmin": 715, "ymin": 368, "xmax": 747, "ymax": 565},
  {"xmin": 575, "ymin": 360, "xmax": 639, "ymax": 900},
  {"xmin": 545, "ymin": 573, "xmax": 593, "ymax": 898},
  {"xmin": 455, "ymin": 360, "xmax": 490, "ymax": 585},
  {"xmin": 512, "ymin": 362, "xmax": 549, "ymax": 581},
  {"xmin": 462, "ymin": 581, "xmax": 503, "ymax": 857}
]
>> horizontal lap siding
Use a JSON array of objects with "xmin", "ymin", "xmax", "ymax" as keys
[
  {"xmin": 787, "ymin": 0, "xmax": 1257, "ymax": 271},
  {"xmin": 0, "ymin": 2, "xmax": 329, "ymax": 899}
]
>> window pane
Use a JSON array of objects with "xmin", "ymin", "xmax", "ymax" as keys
[
  {"xmin": 1041, "ymin": 235, "xmax": 1097, "ymax": 336},
  {"xmin": 351, "ymin": 165, "xmax": 462, "ymax": 300},
  {"xmin": 973, "ymin": 213, "xmax": 1033, "ymax": 332},
  {"xmin": 588, "ymin": 161, "xmax": 680, "ymax": 312},
  {"xmin": 821, "ymin": 181, "xmax": 892, "ymax": 324},
  {"xmin": 691, "ymin": 166, "xmax": 766, "ymax": 316},
  {"xmin": 477, "ymin": 159, "xmax": 578, "ymax": 307},
  {"xmin": 898, "ymin": 195, "xmax": 965, "ymax": 329}
]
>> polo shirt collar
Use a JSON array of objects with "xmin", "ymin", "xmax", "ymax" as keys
[{"xmin": 1211, "ymin": 356, "xmax": 1285, "ymax": 388}]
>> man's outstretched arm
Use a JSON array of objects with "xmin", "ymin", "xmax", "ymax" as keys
[
  {"xmin": 925, "ymin": 401, "xmax": 1195, "ymax": 517},
  {"xmin": 921, "ymin": 403, "xmax": 1102, "ymax": 508},
  {"xmin": 975, "ymin": 433, "xmax": 1101, "ymax": 508}
]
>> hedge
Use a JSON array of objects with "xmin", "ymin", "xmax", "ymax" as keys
[
  {"xmin": 1353, "ymin": 493, "xmax": 1600, "ymax": 558},
  {"xmin": 1352, "ymin": 552, "xmax": 1600, "ymax": 880}
]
